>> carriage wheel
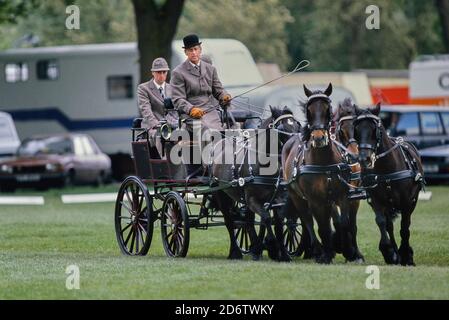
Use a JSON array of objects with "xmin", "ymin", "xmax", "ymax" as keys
[
  {"xmin": 233, "ymin": 204, "xmax": 266, "ymax": 255},
  {"xmin": 283, "ymin": 217, "xmax": 304, "ymax": 257},
  {"xmin": 115, "ymin": 176, "xmax": 154, "ymax": 256},
  {"xmin": 161, "ymin": 191, "xmax": 190, "ymax": 257}
]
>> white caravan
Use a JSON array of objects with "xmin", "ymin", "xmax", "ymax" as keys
[
  {"xmin": 0, "ymin": 39, "xmax": 263, "ymax": 176},
  {"xmin": 409, "ymin": 55, "xmax": 449, "ymax": 106}
]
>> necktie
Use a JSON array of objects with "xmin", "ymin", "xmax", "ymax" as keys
[
  {"xmin": 159, "ymin": 87, "xmax": 165, "ymax": 99},
  {"xmin": 195, "ymin": 65, "xmax": 200, "ymax": 75}
]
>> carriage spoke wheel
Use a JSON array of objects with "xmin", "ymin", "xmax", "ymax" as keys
[
  {"xmin": 234, "ymin": 204, "xmax": 266, "ymax": 255},
  {"xmin": 115, "ymin": 176, "xmax": 154, "ymax": 256},
  {"xmin": 283, "ymin": 217, "xmax": 304, "ymax": 257},
  {"xmin": 161, "ymin": 191, "xmax": 190, "ymax": 257}
]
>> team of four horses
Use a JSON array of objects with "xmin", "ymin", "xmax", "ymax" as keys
[{"xmin": 114, "ymin": 83, "xmax": 425, "ymax": 266}]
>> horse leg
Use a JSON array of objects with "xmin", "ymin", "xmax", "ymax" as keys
[
  {"xmin": 338, "ymin": 200, "xmax": 358, "ymax": 262},
  {"xmin": 398, "ymin": 210, "xmax": 415, "ymax": 266},
  {"xmin": 386, "ymin": 212, "xmax": 400, "ymax": 262},
  {"xmin": 247, "ymin": 196, "xmax": 290, "ymax": 262},
  {"xmin": 313, "ymin": 204, "xmax": 335, "ymax": 264},
  {"xmin": 215, "ymin": 191, "xmax": 242, "ymax": 260},
  {"xmin": 273, "ymin": 208, "xmax": 292, "ymax": 261},
  {"xmin": 290, "ymin": 194, "xmax": 322, "ymax": 259},
  {"xmin": 247, "ymin": 211, "xmax": 264, "ymax": 261},
  {"xmin": 330, "ymin": 204, "xmax": 343, "ymax": 254},
  {"xmin": 348, "ymin": 200, "xmax": 364, "ymax": 262},
  {"xmin": 374, "ymin": 207, "xmax": 399, "ymax": 265}
]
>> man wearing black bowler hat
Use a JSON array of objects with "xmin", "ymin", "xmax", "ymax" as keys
[{"xmin": 170, "ymin": 34, "xmax": 231, "ymax": 131}]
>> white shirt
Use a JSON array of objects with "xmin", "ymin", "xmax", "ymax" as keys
[
  {"xmin": 189, "ymin": 61, "xmax": 201, "ymax": 69},
  {"xmin": 153, "ymin": 80, "xmax": 166, "ymax": 98}
]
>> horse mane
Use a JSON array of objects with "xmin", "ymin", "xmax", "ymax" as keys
[
  {"xmin": 334, "ymin": 98, "xmax": 356, "ymax": 122},
  {"xmin": 261, "ymin": 105, "xmax": 293, "ymax": 128},
  {"xmin": 270, "ymin": 105, "xmax": 293, "ymax": 118}
]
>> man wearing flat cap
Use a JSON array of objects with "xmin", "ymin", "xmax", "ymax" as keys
[
  {"xmin": 137, "ymin": 57, "xmax": 178, "ymax": 154},
  {"xmin": 170, "ymin": 34, "xmax": 231, "ymax": 131}
]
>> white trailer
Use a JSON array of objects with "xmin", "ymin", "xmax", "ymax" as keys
[
  {"xmin": 0, "ymin": 39, "xmax": 263, "ymax": 177},
  {"xmin": 409, "ymin": 55, "xmax": 449, "ymax": 106}
]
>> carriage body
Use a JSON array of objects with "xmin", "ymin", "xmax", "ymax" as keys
[{"xmin": 114, "ymin": 116, "xmax": 304, "ymax": 259}]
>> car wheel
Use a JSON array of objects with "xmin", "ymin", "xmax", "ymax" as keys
[
  {"xmin": 0, "ymin": 185, "xmax": 16, "ymax": 193},
  {"xmin": 64, "ymin": 170, "xmax": 75, "ymax": 188},
  {"xmin": 94, "ymin": 171, "xmax": 105, "ymax": 187}
]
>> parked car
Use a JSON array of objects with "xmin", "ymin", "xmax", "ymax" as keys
[
  {"xmin": 0, "ymin": 133, "xmax": 111, "ymax": 192},
  {"xmin": 417, "ymin": 144, "xmax": 449, "ymax": 181},
  {"xmin": 0, "ymin": 111, "xmax": 20, "ymax": 159},
  {"xmin": 379, "ymin": 105, "xmax": 449, "ymax": 149},
  {"xmin": 379, "ymin": 105, "xmax": 449, "ymax": 181}
]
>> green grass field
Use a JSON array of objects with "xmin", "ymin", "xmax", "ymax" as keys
[{"xmin": 1, "ymin": 185, "xmax": 449, "ymax": 299}]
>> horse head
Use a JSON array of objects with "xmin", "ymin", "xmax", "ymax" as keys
[
  {"xmin": 353, "ymin": 102, "xmax": 382, "ymax": 169},
  {"xmin": 334, "ymin": 98, "xmax": 359, "ymax": 163},
  {"xmin": 302, "ymin": 83, "xmax": 333, "ymax": 148},
  {"xmin": 262, "ymin": 105, "xmax": 301, "ymax": 145}
]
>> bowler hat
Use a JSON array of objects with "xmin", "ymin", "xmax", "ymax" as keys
[
  {"xmin": 151, "ymin": 57, "xmax": 169, "ymax": 71},
  {"xmin": 182, "ymin": 34, "xmax": 202, "ymax": 49}
]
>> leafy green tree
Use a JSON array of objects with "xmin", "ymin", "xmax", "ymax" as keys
[
  {"xmin": 436, "ymin": 0, "xmax": 449, "ymax": 52},
  {"xmin": 132, "ymin": 0, "xmax": 185, "ymax": 82},
  {"xmin": 177, "ymin": 0, "xmax": 293, "ymax": 70}
]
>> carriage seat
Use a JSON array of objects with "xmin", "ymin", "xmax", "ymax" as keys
[
  {"xmin": 133, "ymin": 117, "xmax": 143, "ymax": 129},
  {"xmin": 228, "ymin": 110, "xmax": 260, "ymax": 129}
]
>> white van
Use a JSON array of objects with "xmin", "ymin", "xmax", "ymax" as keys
[{"xmin": 0, "ymin": 111, "xmax": 20, "ymax": 158}]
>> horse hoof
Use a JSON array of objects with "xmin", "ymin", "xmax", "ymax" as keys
[
  {"xmin": 316, "ymin": 254, "xmax": 333, "ymax": 264},
  {"xmin": 303, "ymin": 249, "xmax": 314, "ymax": 260},
  {"xmin": 250, "ymin": 253, "xmax": 263, "ymax": 261},
  {"xmin": 279, "ymin": 253, "xmax": 292, "ymax": 262},
  {"xmin": 227, "ymin": 250, "xmax": 243, "ymax": 260},
  {"xmin": 399, "ymin": 246, "xmax": 415, "ymax": 266},
  {"xmin": 346, "ymin": 257, "xmax": 365, "ymax": 264}
]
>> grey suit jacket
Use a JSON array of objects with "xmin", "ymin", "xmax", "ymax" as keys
[
  {"xmin": 170, "ymin": 60, "xmax": 228, "ymax": 130},
  {"xmin": 137, "ymin": 80, "xmax": 178, "ymax": 130}
]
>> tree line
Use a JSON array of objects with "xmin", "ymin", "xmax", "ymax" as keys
[{"xmin": 0, "ymin": 0, "xmax": 448, "ymax": 81}]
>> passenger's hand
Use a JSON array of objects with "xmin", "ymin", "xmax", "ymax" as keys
[{"xmin": 190, "ymin": 107, "xmax": 205, "ymax": 119}]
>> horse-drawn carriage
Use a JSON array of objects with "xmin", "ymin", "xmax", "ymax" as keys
[
  {"xmin": 114, "ymin": 103, "xmax": 305, "ymax": 259},
  {"xmin": 114, "ymin": 83, "xmax": 425, "ymax": 266}
]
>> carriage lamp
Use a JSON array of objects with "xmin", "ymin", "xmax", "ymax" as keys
[{"xmin": 0, "ymin": 164, "xmax": 12, "ymax": 174}]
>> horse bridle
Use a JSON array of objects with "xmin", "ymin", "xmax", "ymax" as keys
[
  {"xmin": 268, "ymin": 113, "xmax": 300, "ymax": 137},
  {"xmin": 336, "ymin": 115, "xmax": 357, "ymax": 147},
  {"xmin": 305, "ymin": 94, "xmax": 333, "ymax": 132},
  {"xmin": 353, "ymin": 113, "xmax": 382, "ymax": 153}
]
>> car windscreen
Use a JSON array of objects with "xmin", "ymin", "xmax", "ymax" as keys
[
  {"xmin": 0, "ymin": 117, "xmax": 15, "ymax": 141},
  {"xmin": 17, "ymin": 137, "xmax": 73, "ymax": 156}
]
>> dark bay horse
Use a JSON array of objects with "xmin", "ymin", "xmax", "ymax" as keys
[
  {"xmin": 353, "ymin": 103, "xmax": 424, "ymax": 265},
  {"xmin": 211, "ymin": 106, "xmax": 301, "ymax": 261},
  {"xmin": 282, "ymin": 84, "xmax": 363, "ymax": 263},
  {"xmin": 332, "ymin": 98, "xmax": 365, "ymax": 261}
]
